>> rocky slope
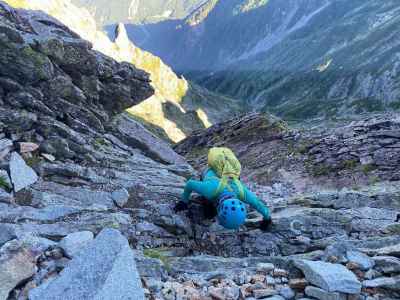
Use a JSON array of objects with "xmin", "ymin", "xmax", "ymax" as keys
[
  {"xmin": 7, "ymin": 0, "xmax": 240, "ymax": 143},
  {"xmin": 1, "ymin": 2, "xmax": 400, "ymax": 300}
]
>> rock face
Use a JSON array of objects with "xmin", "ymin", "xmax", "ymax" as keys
[
  {"xmin": 176, "ymin": 113, "xmax": 400, "ymax": 189},
  {"xmin": 29, "ymin": 228, "xmax": 145, "ymax": 300},
  {"xmin": 0, "ymin": 2, "xmax": 195, "ymax": 298},
  {"xmin": 8, "ymin": 0, "xmax": 241, "ymax": 142}
]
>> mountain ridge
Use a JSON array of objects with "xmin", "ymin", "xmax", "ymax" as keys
[{"xmin": 114, "ymin": 0, "xmax": 400, "ymax": 120}]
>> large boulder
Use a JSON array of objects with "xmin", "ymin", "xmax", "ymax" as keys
[
  {"xmin": 58, "ymin": 231, "xmax": 94, "ymax": 259},
  {"xmin": 293, "ymin": 260, "xmax": 361, "ymax": 294},
  {"xmin": 9, "ymin": 152, "xmax": 38, "ymax": 192},
  {"xmin": 29, "ymin": 228, "xmax": 145, "ymax": 300},
  {"xmin": 0, "ymin": 241, "xmax": 37, "ymax": 300}
]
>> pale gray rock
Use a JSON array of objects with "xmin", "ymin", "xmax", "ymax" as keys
[
  {"xmin": 58, "ymin": 231, "xmax": 94, "ymax": 258},
  {"xmin": 305, "ymin": 286, "xmax": 346, "ymax": 300},
  {"xmin": 30, "ymin": 228, "xmax": 144, "ymax": 300},
  {"xmin": 0, "ymin": 224, "xmax": 16, "ymax": 247},
  {"xmin": 279, "ymin": 286, "xmax": 295, "ymax": 299},
  {"xmin": 362, "ymin": 276, "xmax": 400, "ymax": 290},
  {"xmin": 111, "ymin": 188, "xmax": 129, "ymax": 208},
  {"xmin": 372, "ymin": 256, "xmax": 400, "ymax": 274},
  {"xmin": 9, "ymin": 152, "xmax": 38, "ymax": 192},
  {"xmin": 346, "ymin": 251, "xmax": 375, "ymax": 270},
  {"xmin": 294, "ymin": 260, "xmax": 361, "ymax": 294}
]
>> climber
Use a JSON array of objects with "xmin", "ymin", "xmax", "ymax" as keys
[{"xmin": 174, "ymin": 147, "xmax": 272, "ymax": 231}]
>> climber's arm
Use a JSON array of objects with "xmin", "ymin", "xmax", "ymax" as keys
[
  {"xmin": 242, "ymin": 186, "xmax": 271, "ymax": 220},
  {"xmin": 182, "ymin": 179, "xmax": 219, "ymax": 203}
]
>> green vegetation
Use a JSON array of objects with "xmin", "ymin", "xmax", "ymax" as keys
[
  {"xmin": 361, "ymin": 164, "xmax": 377, "ymax": 175},
  {"xmin": 25, "ymin": 155, "xmax": 41, "ymax": 167},
  {"xmin": 93, "ymin": 137, "xmax": 110, "ymax": 150},
  {"xmin": 309, "ymin": 163, "xmax": 335, "ymax": 177},
  {"xmin": 297, "ymin": 142, "xmax": 313, "ymax": 155},
  {"xmin": 308, "ymin": 159, "xmax": 361, "ymax": 177},
  {"xmin": 143, "ymin": 248, "xmax": 172, "ymax": 272},
  {"xmin": 0, "ymin": 176, "xmax": 10, "ymax": 191},
  {"xmin": 340, "ymin": 159, "xmax": 358, "ymax": 170}
]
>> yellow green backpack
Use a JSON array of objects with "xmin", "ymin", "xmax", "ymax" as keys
[{"xmin": 207, "ymin": 147, "xmax": 245, "ymax": 200}]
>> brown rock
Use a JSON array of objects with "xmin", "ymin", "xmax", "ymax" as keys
[
  {"xmin": 19, "ymin": 142, "xmax": 39, "ymax": 153},
  {"xmin": 273, "ymin": 268, "xmax": 289, "ymax": 277},
  {"xmin": 250, "ymin": 274, "xmax": 266, "ymax": 284},
  {"xmin": 347, "ymin": 262, "xmax": 360, "ymax": 270},
  {"xmin": 289, "ymin": 278, "xmax": 308, "ymax": 290}
]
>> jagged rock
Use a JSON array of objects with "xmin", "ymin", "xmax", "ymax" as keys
[
  {"xmin": 58, "ymin": 231, "xmax": 94, "ymax": 258},
  {"xmin": 362, "ymin": 276, "xmax": 400, "ymax": 290},
  {"xmin": 278, "ymin": 286, "xmax": 295, "ymax": 299},
  {"xmin": 372, "ymin": 256, "xmax": 400, "ymax": 274},
  {"xmin": 9, "ymin": 152, "xmax": 38, "ymax": 192},
  {"xmin": 364, "ymin": 269, "xmax": 380, "ymax": 280},
  {"xmin": 294, "ymin": 260, "xmax": 361, "ymax": 294},
  {"xmin": 209, "ymin": 285, "xmax": 240, "ymax": 300},
  {"xmin": 41, "ymin": 153, "xmax": 56, "ymax": 162},
  {"xmin": 111, "ymin": 188, "xmax": 129, "ymax": 208},
  {"xmin": 257, "ymin": 263, "xmax": 275, "ymax": 273},
  {"xmin": 371, "ymin": 243, "xmax": 400, "ymax": 257},
  {"xmin": 111, "ymin": 113, "xmax": 189, "ymax": 167},
  {"xmin": 0, "ymin": 188, "xmax": 12, "ymax": 203},
  {"xmin": 29, "ymin": 228, "xmax": 145, "ymax": 300},
  {"xmin": 0, "ymin": 240, "xmax": 37, "ymax": 300},
  {"xmin": 0, "ymin": 139, "xmax": 12, "ymax": 159},
  {"xmin": 305, "ymin": 286, "xmax": 346, "ymax": 300},
  {"xmin": 0, "ymin": 224, "xmax": 15, "ymax": 247},
  {"xmin": 253, "ymin": 288, "xmax": 278, "ymax": 298},
  {"xmin": 346, "ymin": 251, "xmax": 375, "ymax": 271}
]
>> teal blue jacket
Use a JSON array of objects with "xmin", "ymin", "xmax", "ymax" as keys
[{"xmin": 182, "ymin": 169, "xmax": 270, "ymax": 220}]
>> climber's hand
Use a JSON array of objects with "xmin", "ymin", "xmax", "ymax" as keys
[
  {"xmin": 260, "ymin": 217, "xmax": 273, "ymax": 231},
  {"xmin": 174, "ymin": 201, "xmax": 189, "ymax": 213}
]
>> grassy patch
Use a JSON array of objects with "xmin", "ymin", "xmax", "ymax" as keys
[
  {"xmin": 143, "ymin": 249, "xmax": 172, "ymax": 272},
  {"xmin": 361, "ymin": 164, "xmax": 377, "ymax": 175},
  {"xmin": 340, "ymin": 159, "xmax": 359, "ymax": 170},
  {"xmin": 0, "ymin": 176, "xmax": 10, "ymax": 191},
  {"xmin": 92, "ymin": 137, "xmax": 111, "ymax": 150},
  {"xmin": 25, "ymin": 155, "xmax": 41, "ymax": 167},
  {"xmin": 309, "ymin": 164, "xmax": 335, "ymax": 177}
]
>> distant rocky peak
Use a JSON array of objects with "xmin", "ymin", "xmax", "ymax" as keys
[
  {"xmin": 185, "ymin": 0, "xmax": 219, "ymax": 26},
  {"xmin": 114, "ymin": 22, "xmax": 131, "ymax": 49}
]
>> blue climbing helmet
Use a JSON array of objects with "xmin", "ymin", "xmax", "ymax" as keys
[{"xmin": 217, "ymin": 192, "xmax": 247, "ymax": 229}]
